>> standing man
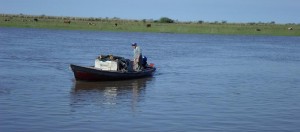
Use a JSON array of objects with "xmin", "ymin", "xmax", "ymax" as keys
[{"xmin": 132, "ymin": 43, "xmax": 142, "ymax": 71}]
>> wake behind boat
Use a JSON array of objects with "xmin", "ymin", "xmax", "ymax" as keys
[{"xmin": 70, "ymin": 55, "xmax": 156, "ymax": 81}]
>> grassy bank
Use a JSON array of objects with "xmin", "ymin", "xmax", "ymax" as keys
[{"xmin": 1, "ymin": 14, "xmax": 300, "ymax": 36}]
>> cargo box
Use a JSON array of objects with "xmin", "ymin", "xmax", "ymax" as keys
[{"xmin": 95, "ymin": 59, "xmax": 118, "ymax": 71}]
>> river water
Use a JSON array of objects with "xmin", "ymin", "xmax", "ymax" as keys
[{"xmin": 1, "ymin": 27, "xmax": 300, "ymax": 132}]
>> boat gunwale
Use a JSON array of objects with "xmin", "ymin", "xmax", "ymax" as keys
[{"xmin": 70, "ymin": 64, "xmax": 156, "ymax": 74}]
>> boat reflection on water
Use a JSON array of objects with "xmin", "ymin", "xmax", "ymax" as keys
[{"xmin": 70, "ymin": 77, "xmax": 153, "ymax": 110}]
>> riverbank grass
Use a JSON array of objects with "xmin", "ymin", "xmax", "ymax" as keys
[{"xmin": 1, "ymin": 14, "xmax": 299, "ymax": 36}]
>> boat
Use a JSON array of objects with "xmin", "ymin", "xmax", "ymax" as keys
[{"xmin": 70, "ymin": 55, "xmax": 156, "ymax": 81}]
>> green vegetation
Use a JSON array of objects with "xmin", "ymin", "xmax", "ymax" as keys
[
  {"xmin": 1, "ymin": 14, "xmax": 300, "ymax": 36},
  {"xmin": 159, "ymin": 17, "xmax": 175, "ymax": 23}
]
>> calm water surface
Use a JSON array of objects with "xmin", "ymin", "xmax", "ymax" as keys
[{"xmin": 1, "ymin": 27, "xmax": 300, "ymax": 131}]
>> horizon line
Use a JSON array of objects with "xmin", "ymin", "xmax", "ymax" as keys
[{"xmin": 1, "ymin": 13, "xmax": 299, "ymax": 25}]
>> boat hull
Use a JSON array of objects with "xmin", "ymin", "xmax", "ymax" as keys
[{"xmin": 70, "ymin": 64, "xmax": 156, "ymax": 81}]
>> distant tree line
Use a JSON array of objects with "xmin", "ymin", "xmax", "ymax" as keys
[
  {"xmin": 159, "ymin": 17, "xmax": 174, "ymax": 23},
  {"xmin": 1, "ymin": 14, "xmax": 299, "ymax": 25}
]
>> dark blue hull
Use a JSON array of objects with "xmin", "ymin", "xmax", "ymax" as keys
[{"xmin": 70, "ymin": 64, "xmax": 156, "ymax": 81}]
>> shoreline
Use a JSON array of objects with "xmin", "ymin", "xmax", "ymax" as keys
[{"xmin": 1, "ymin": 14, "xmax": 299, "ymax": 36}]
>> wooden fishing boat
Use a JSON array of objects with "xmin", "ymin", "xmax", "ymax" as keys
[
  {"xmin": 70, "ymin": 64, "xmax": 156, "ymax": 81},
  {"xmin": 70, "ymin": 54, "xmax": 156, "ymax": 81}
]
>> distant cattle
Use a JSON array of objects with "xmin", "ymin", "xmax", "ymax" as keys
[
  {"xmin": 64, "ymin": 20, "xmax": 71, "ymax": 24},
  {"xmin": 256, "ymin": 28, "xmax": 261, "ymax": 31},
  {"xmin": 115, "ymin": 23, "xmax": 118, "ymax": 27},
  {"xmin": 288, "ymin": 27, "xmax": 293, "ymax": 30},
  {"xmin": 4, "ymin": 19, "xmax": 10, "ymax": 21},
  {"xmin": 146, "ymin": 24, "xmax": 151, "ymax": 28},
  {"xmin": 34, "ymin": 18, "xmax": 38, "ymax": 22},
  {"xmin": 88, "ymin": 22, "xmax": 95, "ymax": 25}
]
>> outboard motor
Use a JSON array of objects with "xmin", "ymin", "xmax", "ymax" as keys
[{"xmin": 142, "ymin": 56, "xmax": 147, "ymax": 67}]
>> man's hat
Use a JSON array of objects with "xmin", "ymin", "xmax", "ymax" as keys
[{"xmin": 131, "ymin": 43, "xmax": 137, "ymax": 46}]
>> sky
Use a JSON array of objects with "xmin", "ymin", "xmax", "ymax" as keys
[{"xmin": 0, "ymin": 0, "xmax": 299, "ymax": 24}]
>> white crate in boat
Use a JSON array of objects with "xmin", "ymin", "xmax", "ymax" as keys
[{"xmin": 95, "ymin": 59, "xmax": 118, "ymax": 71}]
